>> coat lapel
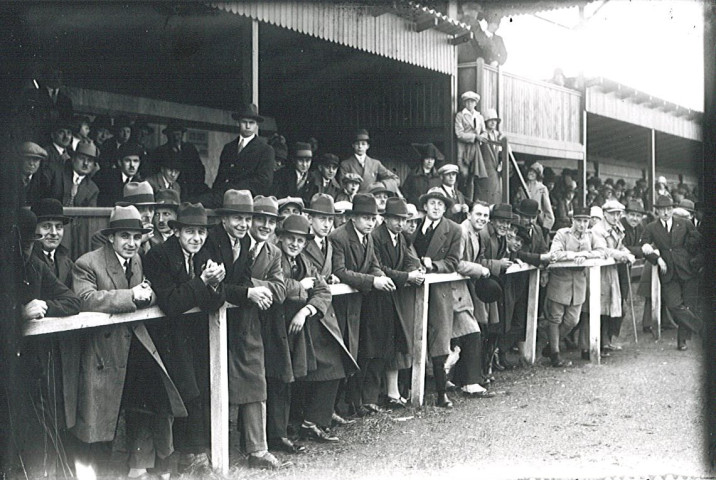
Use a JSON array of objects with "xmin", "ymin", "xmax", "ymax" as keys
[
  {"xmin": 425, "ymin": 219, "xmax": 449, "ymax": 258},
  {"xmin": 103, "ymin": 245, "xmax": 127, "ymax": 289}
]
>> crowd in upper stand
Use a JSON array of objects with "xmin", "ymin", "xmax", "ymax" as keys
[{"xmin": 3, "ymin": 65, "xmax": 706, "ymax": 480}]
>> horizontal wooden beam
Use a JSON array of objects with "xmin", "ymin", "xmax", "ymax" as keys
[
  {"xmin": 415, "ymin": 16, "xmax": 438, "ymax": 33},
  {"xmin": 449, "ymin": 31, "xmax": 473, "ymax": 45}
]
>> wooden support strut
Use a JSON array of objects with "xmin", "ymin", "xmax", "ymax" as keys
[{"xmin": 209, "ymin": 304, "xmax": 229, "ymax": 476}]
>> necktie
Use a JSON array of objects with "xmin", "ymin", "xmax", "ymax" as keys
[
  {"xmin": 46, "ymin": 251, "xmax": 54, "ymax": 266},
  {"xmin": 290, "ymin": 258, "xmax": 299, "ymax": 279},
  {"xmin": 124, "ymin": 259, "xmax": 133, "ymax": 285},
  {"xmin": 663, "ymin": 221, "xmax": 670, "ymax": 233},
  {"xmin": 231, "ymin": 238, "xmax": 241, "ymax": 262},
  {"xmin": 248, "ymin": 244, "xmax": 258, "ymax": 265},
  {"xmin": 70, "ymin": 176, "xmax": 81, "ymax": 204},
  {"xmin": 322, "ymin": 239, "xmax": 328, "ymax": 258},
  {"xmin": 425, "ymin": 222, "xmax": 434, "ymax": 236},
  {"xmin": 297, "ymin": 172, "xmax": 307, "ymax": 191},
  {"xmin": 61, "ymin": 151, "xmax": 71, "ymax": 162},
  {"xmin": 124, "ymin": 176, "xmax": 132, "ymax": 185},
  {"xmin": 361, "ymin": 235, "xmax": 368, "ymax": 251},
  {"xmin": 237, "ymin": 138, "xmax": 245, "ymax": 154},
  {"xmin": 187, "ymin": 254, "xmax": 195, "ymax": 279}
]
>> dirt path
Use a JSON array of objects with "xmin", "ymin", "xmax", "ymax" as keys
[{"xmin": 218, "ymin": 300, "xmax": 711, "ymax": 480}]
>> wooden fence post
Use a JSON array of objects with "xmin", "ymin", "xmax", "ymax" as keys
[
  {"xmin": 651, "ymin": 267, "xmax": 662, "ymax": 340},
  {"xmin": 209, "ymin": 304, "xmax": 229, "ymax": 476},
  {"xmin": 524, "ymin": 268, "xmax": 540, "ymax": 364},
  {"xmin": 588, "ymin": 265, "xmax": 602, "ymax": 364},
  {"xmin": 410, "ymin": 282, "xmax": 430, "ymax": 407}
]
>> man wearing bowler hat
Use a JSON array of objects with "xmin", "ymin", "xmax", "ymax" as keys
[
  {"xmin": 204, "ymin": 190, "xmax": 283, "ymax": 469},
  {"xmin": 272, "ymin": 141, "xmax": 317, "ymax": 203},
  {"xmin": 144, "ymin": 203, "xmax": 226, "ymax": 473},
  {"xmin": 48, "ymin": 140, "xmax": 100, "ymax": 207},
  {"xmin": 214, "ymin": 104, "xmax": 276, "ymax": 200},
  {"xmin": 31, "ymin": 198, "xmax": 74, "ymax": 287},
  {"xmin": 339, "ymin": 129, "xmax": 399, "ymax": 195},
  {"xmin": 329, "ymin": 194, "xmax": 395, "ymax": 416},
  {"xmin": 72, "ymin": 205, "xmax": 186, "ymax": 479},
  {"xmin": 641, "ymin": 195, "xmax": 702, "ymax": 351},
  {"xmin": 309, "ymin": 153, "xmax": 342, "ymax": 200},
  {"xmin": 150, "ymin": 120, "xmax": 207, "ymax": 200}
]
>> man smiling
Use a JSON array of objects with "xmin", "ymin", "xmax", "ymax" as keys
[{"xmin": 31, "ymin": 198, "xmax": 74, "ymax": 286}]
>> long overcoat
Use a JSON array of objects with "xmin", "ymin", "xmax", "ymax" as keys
[
  {"xmin": 214, "ymin": 136, "xmax": 275, "ymax": 197},
  {"xmin": 71, "ymin": 244, "xmax": 187, "ymax": 443},
  {"xmin": 454, "ymin": 108, "xmax": 487, "ymax": 179},
  {"xmin": 590, "ymin": 219, "xmax": 631, "ymax": 317}
]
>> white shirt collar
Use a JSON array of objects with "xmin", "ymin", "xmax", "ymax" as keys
[
  {"xmin": 114, "ymin": 251, "xmax": 131, "ymax": 270},
  {"xmin": 353, "ymin": 227, "xmax": 366, "ymax": 244},
  {"xmin": 388, "ymin": 230, "xmax": 399, "ymax": 246},
  {"xmin": 422, "ymin": 218, "xmax": 441, "ymax": 234},
  {"xmin": 45, "ymin": 249, "xmax": 55, "ymax": 261},
  {"xmin": 72, "ymin": 171, "xmax": 85, "ymax": 185},
  {"xmin": 239, "ymin": 133, "xmax": 256, "ymax": 145},
  {"xmin": 121, "ymin": 173, "xmax": 132, "ymax": 183},
  {"xmin": 53, "ymin": 143, "xmax": 65, "ymax": 155},
  {"xmin": 354, "ymin": 153, "xmax": 366, "ymax": 164}
]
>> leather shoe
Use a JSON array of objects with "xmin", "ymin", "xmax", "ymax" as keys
[
  {"xmin": 248, "ymin": 452, "xmax": 282, "ymax": 469},
  {"xmin": 462, "ymin": 390, "xmax": 496, "ymax": 399},
  {"xmin": 268, "ymin": 437, "xmax": 305, "ymax": 454},
  {"xmin": 436, "ymin": 393, "xmax": 453, "ymax": 409},
  {"xmin": 300, "ymin": 424, "xmax": 339, "ymax": 443},
  {"xmin": 541, "ymin": 344, "xmax": 552, "ymax": 358},
  {"xmin": 364, "ymin": 403, "xmax": 386, "ymax": 414},
  {"xmin": 331, "ymin": 412, "xmax": 356, "ymax": 426},
  {"xmin": 385, "ymin": 396, "xmax": 407, "ymax": 409},
  {"xmin": 492, "ymin": 352, "xmax": 506, "ymax": 371},
  {"xmin": 550, "ymin": 352, "xmax": 571, "ymax": 368},
  {"xmin": 677, "ymin": 340, "xmax": 688, "ymax": 351},
  {"xmin": 347, "ymin": 404, "xmax": 370, "ymax": 418}
]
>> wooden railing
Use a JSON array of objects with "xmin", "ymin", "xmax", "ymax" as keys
[{"xmin": 24, "ymin": 258, "xmax": 628, "ymax": 475}]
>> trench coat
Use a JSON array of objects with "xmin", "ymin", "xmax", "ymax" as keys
[
  {"xmin": 329, "ymin": 221, "xmax": 384, "ymax": 358},
  {"xmin": 455, "ymin": 108, "xmax": 487, "ymax": 180},
  {"xmin": 143, "ymin": 236, "xmax": 226, "ymax": 402},
  {"xmin": 205, "ymin": 224, "xmax": 265, "ymax": 405},
  {"xmin": 214, "ymin": 135, "xmax": 275, "ymax": 198},
  {"xmin": 590, "ymin": 219, "xmax": 633, "ymax": 318},
  {"xmin": 71, "ymin": 244, "xmax": 187, "ymax": 443},
  {"xmin": 545, "ymin": 227, "xmax": 604, "ymax": 306}
]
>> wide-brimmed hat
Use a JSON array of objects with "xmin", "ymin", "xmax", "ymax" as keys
[
  {"xmin": 461, "ymin": 91, "xmax": 480, "ymax": 102},
  {"xmin": 292, "ymin": 142, "xmax": 313, "ymax": 158},
  {"xmin": 437, "ymin": 164, "xmax": 459, "ymax": 176},
  {"xmin": 590, "ymin": 206, "xmax": 603, "ymax": 219},
  {"xmin": 117, "ymin": 181, "xmax": 155, "ymax": 207},
  {"xmin": 345, "ymin": 194, "xmax": 378, "ymax": 216},
  {"xmin": 18, "ymin": 142, "xmax": 48, "ymax": 160},
  {"xmin": 168, "ymin": 202, "xmax": 208, "ymax": 229},
  {"xmin": 654, "ymin": 195, "xmax": 675, "ymax": 208},
  {"xmin": 154, "ymin": 189, "xmax": 181, "ymax": 210},
  {"xmin": 276, "ymin": 214, "xmax": 314, "ymax": 240},
  {"xmin": 383, "ymin": 197, "xmax": 410, "ymax": 218},
  {"xmin": 156, "ymin": 149, "xmax": 183, "ymax": 171},
  {"xmin": 18, "ymin": 208, "xmax": 43, "ymax": 242},
  {"xmin": 625, "ymin": 199, "xmax": 645, "ymax": 214},
  {"xmin": 406, "ymin": 203, "xmax": 422, "ymax": 221},
  {"xmin": 74, "ymin": 141, "xmax": 99, "ymax": 159},
  {"xmin": 602, "ymin": 200, "xmax": 625, "ymax": 213},
  {"xmin": 91, "ymin": 114, "xmax": 113, "ymax": 132},
  {"xmin": 411, "ymin": 143, "xmax": 445, "ymax": 162},
  {"xmin": 352, "ymin": 129, "xmax": 370, "ymax": 143},
  {"xmin": 490, "ymin": 203, "xmax": 513, "ymax": 220},
  {"xmin": 116, "ymin": 142, "xmax": 145, "ymax": 160},
  {"xmin": 31, "ymin": 198, "xmax": 71, "ymax": 225},
  {"xmin": 515, "ymin": 198, "xmax": 540, "ymax": 218},
  {"xmin": 334, "ymin": 201, "xmax": 352, "ymax": 213},
  {"xmin": 368, "ymin": 182, "xmax": 394, "ymax": 197},
  {"xmin": 162, "ymin": 120, "xmax": 186, "ymax": 135},
  {"xmin": 231, "ymin": 104, "xmax": 264, "ymax": 123},
  {"xmin": 317, "ymin": 153, "xmax": 340, "ymax": 167},
  {"xmin": 253, "ymin": 195, "xmax": 279, "ymax": 218},
  {"xmin": 278, "ymin": 197, "xmax": 304, "ymax": 213},
  {"xmin": 100, "ymin": 205, "xmax": 152, "ymax": 235},
  {"xmin": 473, "ymin": 276, "xmax": 502, "ymax": 303},
  {"xmin": 482, "ymin": 108, "xmax": 501, "ymax": 124},
  {"xmin": 573, "ymin": 207, "xmax": 590, "ymax": 219},
  {"xmin": 305, "ymin": 194, "xmax": 338, "ymax": 216},
  {"xmin": 679, "ymin": 199, "xmax": 695, "ymax": 213},
  {"xmin": 216, "ymin": 189, "xmax": 254, "ymax": 215},
  {"xmin": 419, "ymin": 187, "xmax": 454, "ymax": 209},
  {"xmin": 341, "ymin": 172, "xmax": 363, "ymax": 185}
]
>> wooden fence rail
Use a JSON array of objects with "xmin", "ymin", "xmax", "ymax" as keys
[{"xmin": 23, "ymin": 258, "xmax": 624, "ymax": 476}]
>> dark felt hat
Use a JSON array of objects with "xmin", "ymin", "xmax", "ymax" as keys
[
  {"xmin": 654, "ymin": 195, "xmax": 675, "ymax": 208},
  {"xmin": 368, "ymin": 182, "xmax": 394, "ymax": 197},
  {"xmin": 51, "ymin": 116, "xmax": 74, "ymax": 132},
  {"xmin": 100, "ymin": 205, "xmax": 152, "ymax": 235},
  {"xmin": 91, "ymin": 115, "xmax": 114, "ymax": 132},
  {"xmin": 625, "ymin": 199, "xmax": 645, "ymax": 214},
  {"xmin": 383, "ymin": 197, "xmax": 410, "ymax": 218},
  {"xmin": 156, "ymin": 149, "xmax": 183, "ymax": 171},
  {"xmin": 292, "ymin": 142, "xmax": 313, "ymax": 158},
  {"xmin": 154, "ymin": 189, "xmax": 181, "ymax": 210},
  {"xmin": 168, "ymin": 203, "xmax": 208, "ymax": 229},
  {"xmin": 116, "ymin": 142, "xmax": 145, "ymax": 160},
  {"xmin": 162, "ymin": 120, "xmax": 186, "ymax": 135},
  {"xmin": 345, "ymin": 194, "xmax": 378, "ymax": 216},
  {"xmin": 216, "ymin": 189, "xmax": 254, "ymax": 215},
  {"xmin": 18, "ymin": 208, "xmax": 43, "ymax": 242},
  {"xmin": 253, "ymin": 196, "xmax": 279, "ymax": 218},
  {"xmin": 515, "ymin": 198, "xmax": 540, "ymax": 218},
  {"xmin": 31, "ymin": 198, "xmax": 71, "ymax": 224},
  {"xmin": 317, "ymin": 153, "xmax": 340, "ymax": 167},
  {"xmin": 231, "ymin": 104, "xmax": 264, "ymax": 123},
  {"xmin": 305, "ymin": 194, "xmax": 338, "ymax": 216},
  {"xmin": 419, "ymin": 187, "xmax": 454, "ymax": 209},
  {"xmin": 134, "ymin": 120, "xmax": 154, "ymax": 135},
  {"xmin": 473, "ymin": 276, "xmax": 503, "ymax": 303},
  {"xmin": 411, "ymin": 143, "xmax": 445, "ymax": 161},
  {"xmin": 490, "ymin": 203, "xmax": 513, "ymax": 220},
  {"xmin": 352, "ymin": 129, "xmax": 370, "ymax": 143},
  {"xmin": 113, "ymin": 115, "xmax": 132, "ymax": 131},
  {"xmin": 573, "ymin": 206, "xmax": 590, "ymax": 219},
  {"xmin": 276, "ymin": 214, "xmax": 314, "ymax": 240}
]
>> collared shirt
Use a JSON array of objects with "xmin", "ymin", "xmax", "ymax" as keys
[
  {"xmin": 161, "ymin": 231, "xmax": 173, "ymax": 241},
  {"xmin": 121, "ymin": 173, "xmax": 133, "ymax": 184},
  {"xmin": 249, "ymin": 235, "xmax": 264, "ymax": 258},
  {"xmin": 314, "ymin": 236, "xmax": 324, "ymax": 250},
  {"xmin": 45, "ymin": 249, "xmax": 56, "ymax": 263},
  {"xmin": 441, "ymin": 184, "xmax": 456, "ymax": 199},
  {"xmin": 161, "ymin": 173, "xmax": 173, "ymax": 189},
  {"xmin": 72, "ymin": 172, "xmax": 85, "ymax": 186},
  {"xmin": 53, "ymin": 143, "xmax": 66, "ymax": 157},
  {"xmin": 388, "ymin": 230, "xmax": 399, "ymax": 247},
  {"xmin": 114, "ymin": 252, "xmax": 131, "ymax": 272},
  {"xmin": 422, "ymin": 218, "xmax": 441, "ymax": 235},
  {"xmin": 354, "ymin": 228, "xmax": 367, "ymax": 247},
  {"xmin": 238, "ymin": 133, "xmax": 256, "ymax": 149},
  {"xmin": 354, "ymin": 154, "xmax": 366, "ymax": 167},
  {"xmin": 662, "ymin": 218, "xmax": 673, "ymax": 232},
  {"xmin": 182, "ymin": 248, "xmax": 193, "ymax": 276}
]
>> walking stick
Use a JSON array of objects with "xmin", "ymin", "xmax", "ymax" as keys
[{"xmin": 627, "ymin": 263, "xmax": 638, "ymax": 344}]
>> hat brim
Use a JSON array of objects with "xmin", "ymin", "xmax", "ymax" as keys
[
  {"xmin": 167, "ymin": 220, "xmax": 209, "ymax": 229},
  {"xmin": 514, "ymin": 208, "xmax": 538, "ymax": 218},
  {"xmin": 115, "ymin": 201, "xmax": 158, "ymax": 207},
  {"xmin": 231, "ymin": 112, "xmax": 264, "ymax": 123},
  {"xmin": 383, "ymin": 212, "xmax": 410, "ymax": 219},
  {"xmin": 343, "ymin": 208, "xmax": 379, "ymax": 216},
  {"xmin": 253, "ymin": 211, "xmax": 279, "ymax": 218},
  {"xmin": 215, "ymin": 207, "xmax": 254, "ymax": 215},
  {"xmin": 36, "ymin": 215, "xmax": 72, "ymax": 225},
  {"xmin": 418, "ymin": 192, "xmax": 454, "ymax": 209},
  {"xmin": 162, "ymin": 127, "xmax": 187, "ymax": 135},
  {"xmin": 370, "ymin": 189, "xmax": 395, "ymax": 197},
  {"xmin": 154, "ymin": 203, "xmax": 180, "ymax": 210},
  {"xmin": 100, "ymin": 226, "xmax": 152, "ymax": 236},
  {"xmin": 303, "ymin": 208, "xmax": 339, "ymax": 216},
  {"xmin": 572, "ymin": 214, "xmax": 590, "ymax": 219},
  {"xmin": 276, "ymin": 228, "xmax": 314, "ymax": 240}
]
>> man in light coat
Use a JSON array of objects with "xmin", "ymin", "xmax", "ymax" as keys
[{"xmin": 339, "ymin": 129, "xmax": 400, "ymax": 195}]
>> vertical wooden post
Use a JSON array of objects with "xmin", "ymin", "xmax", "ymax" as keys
[
  {"xmin": 588, "ymin": 265, "xmax": 601, "ymax": 364},
  {"xmin": 240, "ymin": 19, "xmax": 260, "ymax": 106},
  {"xmin": 251, "ymin": 19, "xmax": 259, "ymax": 106},
  {"xmin": 578, "ymin": 110, "xmax": 588, "ymax": 208},
  {"xmin": 524, "ymin": 268, "xmax": 540, "ymax": 364},
  {"xmin": 209, "ymin": 305, "xmax": 229, "ymax": 476},
  {"xmin": 651, "ymin": 266, "xmax": 662, "ymax": 340},
  {"xmin": 501, "ymin": 136, "xmax": 510, "ymax": 203},
  {"xmin": 648, "ymin": 129, "xmax": 656, "ymax": 210},
  {"xmin": 410, "ymin": 282, "xmax": 430, "ymax": 407}
]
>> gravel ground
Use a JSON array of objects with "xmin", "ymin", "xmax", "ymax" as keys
[{"xmin": 193, "ymin": 298, "xmax": 713, "ymax": 480}]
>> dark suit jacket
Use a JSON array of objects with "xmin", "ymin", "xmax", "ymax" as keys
[
  {"xmin": 303, "ymin": 237, "xmax": 334, "ymax": 278},
  {"xmin": 37, "ymin": 88, "xmax": 74, "ymax": 121},
  {"xmin": 402, "ymin": 167, "xmax": 441, "ymax": 206},
  {"xmin": 95, "ymin": 168, "xmax": 140, "ymax": 207},
  {"xmin": 32, "ymin": 243, "xmax": 74, "ymax": 287},
  {"xmin": 621, "ymin": 218, "xmax": 645, "ymax": 258},
  {"xmin": 44, "ymin": 143, "xmax": 73, "ymax": 167},
  {"xmin": 214, "ymin": 135, "xmax": 275, "ymax": 198},
  {"xmin": 641, "ymin": 217, "xmax": 700, "ymax": 283},
  {"xmin": 440, "ymin": 185, "xmax": 468, "ymax": 224},
  {"xmin": 150, "ymin": 142, "xmax": 207, "ymax": 198},
  {"xmin": 339, "ymin": 155, "xmax": 400, "ymax": 194},
  {"xmin": 22, "ymin": 165, "xmax": 56, "ymax": 206},
  {"xmin": 271, "ymin": 166, "xmax": 318, "ymax": 205},
  {"xmin": 308, "ymin": 170, "xmax": 342, "ymax": 200},
  {"xmin": 48, "ymin": 162, "xmax": 99, "ymax": 207}
]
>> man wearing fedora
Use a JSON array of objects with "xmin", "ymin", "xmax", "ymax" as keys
[
  {"xmin": 151, "ymin": 189, "xmax": 181, "ymax": 247},
  {"xmin": 641, "ymin": 195, "xmax": 702, "ymax": 351},
  {"xmin": 368, "ymin": 181, "xmax": 394, "ymax": 217},
  {"xmin": 369, "ymin": 197, "xmax": 426, "ymax": 408},
  {"xmin": 146, "ymin": 149, "xmax": 183, "ymax": 201},
  {"xmin": 514, "ymin": 199, "xmax": 550, "ymax": 264},
  {"xmin": 544, "ymin": 207, "xmax": 604, "ymax": 367},
  {"xmin": 72, "ymin": 205, "xmax": 186, "ymax": 479},
  {"xmin": 47, "ymin": 140, "xmax": 100, "ymax": 207},
  {"xmin": 204, "ymin": 190, "xmax": 283, "ymax": 469},
  {"xmin": 31, "ymin": 198, "xmax": 74, "ymax": 287},
  {"xmin": 309, "ymin": 153, "xmax": 342, "ymax": 200},
  {"xmin": 454, "ymin": 91, "xmax": 486, "ymax": 203},
  {"xmin": 214, "ymin": 104, "xmax": 276, "ymax": 200},
  {"xmin": 402, "ymin": 143, "xmax": 443, "ymax": 207},
  {"xmin": 95, "ymin": 142, "xmax": 145, "ymax": 207},
  {"xmin": 329, "ymin": 194, "xmax": 395, "ymax": 416},
  {"xmin": 339, "ymin": 129, "xmax": 400, "ymax": 195},
  {"xmin": 437, "ymin": 163, "xmax": 469, "ymax": 224},
  {"xmin": 276, "ymin": 214, "xmax": 358, "ymax": 443},
  {"xmin": 302, "ymin": 194, "xmax": 340, "ymax": 285},
  {"xmin": 144, "ymin": 203, "xmax": 226, "ymax": 473},
  {"xmin": 412, "ymin": 187, "xmax": 479, "ymax": 407},
  {"xmin": 150, "ymin": 120, "xmax": 207, "ymax": 200},
  {"xmin": 272, "ymin": 142, "xmax": 318, "ymax": 204}
]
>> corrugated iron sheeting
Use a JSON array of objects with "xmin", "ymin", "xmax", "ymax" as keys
[{"xmin": 210, "ymin": 1, "xmax": 457, "ymax": 75}]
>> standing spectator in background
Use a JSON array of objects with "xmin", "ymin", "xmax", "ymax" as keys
[
  {"xmin": 309, "ymin": 153, "xmax": 342, "ymax": 199},
  {"xmin": 95, "ymin": 143, "xmax": 145, "ymax": 207},
  {"xmin": 655, "ymin": 176, "xmax": 670, "ymax": 199},
  {"xmin": 38, "ymin": 66, "xmax": 74, "ymax": 123},
  {"xmin": 268, "ymin": 134, "xmax": 288, "ymax": 171},
  {"xmin": 368, "ymin": 182, "xmax": 394, "ymax": 215},
  {"xmin": 437, "ymin": 164, "xmax": 469, "ymax": 224},
  {"xmin": 454, "ymin": 91, "xmax": 485, "ymax": 203},
  {"xmin": 553, "ymin": 183, "xmax": 576, "ymax": 230},
  {"xmin": 402, "ymin": 143, "xmax": 443, "ymax": 207},
  {"xmin": 272, "ymin": 142, "xmax": 317, "ymax": 203},
  {"xmin": 132, "ymin": 121, "xmax": 154, "ymax": 151},
  {"xmin": 339, "ymin": 129, "xmax": 400, "ymax": 195},
  {"xmin": 214, "ymin": 104, "xmax": 275, "ymax": 199},
  {"xmin": 150, "ymin": 189, "xmax": 181, "ymax": 247},
  {"xmin": 49, "ymin": 140, "xmax": 100, "ymax": 207},
  {"xmin": 91, "ymin": 115, "xmax": 115, "ymax": 170},
  {"xmin": 151, "ymin": 121, "xmax": 207, "ymax": 201},
  {"xmin": 45, "ymin": 118, "xmax": 74, "ymax": 166},
  {"xmin": 71, "ymin": 115, "xmax": 92, "ymax": 151},
  {"xmin": 146, "ymin": 147, "xmax": 183, "ymax": 201},
  {"xmin": 477, "ymin": 108, "xmax": 504, "ymax": 205},
  {"xmin": 335, "ymin": 173, "xmax": 362, "ymax": 203},
  {"xmin": 525, "ymin": 162, "xmax": 555, "ymax": 234}
]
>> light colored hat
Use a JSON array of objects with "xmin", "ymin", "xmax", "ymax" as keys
[
  {"xmin": 341, "ymin": 172, "xmax": 363, "ymax": 185},
  {"xmin": 75, "ymin": 141, "xmax": 98, "ymax": 158},
  {"xmin": 437, "ymin": 164, "xmax": 459, "ymax": 175},
  {"xmin": 602, "ymin": 200, "xmax": 625, "ymax": 212},
  {"xmin": 117, "ymin": 181, "xmax": 155, "ymax": 206},
  {"xmin": 277, "ymin": 197, "xmax": 304, "ymax": 212},
  {"xmin": 100, "ymin": 205, "xmax": 152, "ymax": 235},
  {"xmin": 18, "ymin": 142, "xmax": 48, "ymax": 160},
  {"xmin": 253, "ymin": 195, "xmax": 279, "ymax": 218},
  {"xmin": 334, "ymin": 201, "xmax": 352, "ymax": 213},
  {"xmin": 216, "ymin": 189, "xmax": 253, "ymax": 215},
  {"xmin": 672, "ymin": 207, "xmax": 691, "ymax": 218},
  {"xmin": 406, "ymin": 203, "xmax": 420, "ymax": 220},
  {"xmin": 590, "ymin": 206, "xmax": 603, "ymax": 219},
  {"xmin": 419, "ymin": 187, "xmax": 454, "ymax": 209},
  {"xmin": 482, "ymin": 108, "xmax": 501, "ymax": 123},
  {"xmin": 461, "ymin": 91, "xmax": 480, "ymax": 102},
  {"xmin": 656, "ymin": 176, "xmax": 667, "ymax": 185},
  {"xmin": 528, "ymin": 162, "xmax": 544, "ymax": 177}
]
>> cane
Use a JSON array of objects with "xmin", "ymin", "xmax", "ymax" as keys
[{"xmin": 627, "ymin": 263, "xmax": 638, "ymax": 344}]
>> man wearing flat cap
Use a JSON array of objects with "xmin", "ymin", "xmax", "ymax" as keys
[
  {"xmin": 437, "ymin": 163, "xmax": 469, "ymax": 224},
  {"xmin": 339, "ymin": 129, "xmax": 400, "ymax": 195},
  {"xmin": 48, "ymin": 141, "xmax": 100, "ymax": 207},
  {"xmin": 95, "ymin": 142, "xmax": 145, "ymax": 207},
  {"xmin": 150, "ymin": 120, "xmax": 208, "ymax": 200},
  {"xmin": 18, "ymin": 141, "xmax": 55, "ymax": 206},
  {"xmin": 272, "ymin": 141, "xmax": 318, "ymax": 203},
  {"xmin": 214, "ymin": 104, "xmax": 276, "ymax": 200},
  {"xmin": 454, "ymin": 91, "xmax": 486, "ymax": 203},
  {"xmin": 309, "ymin": 153, "xmax": 342, "ymax": 200},
  {"xmin": 144, "ymin": 203, "xmax": 226, "ymax": 473}
]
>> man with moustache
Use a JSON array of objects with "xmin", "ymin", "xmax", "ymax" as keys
[
  {"xmin": 205, "ymin": 190, "xmax": 282, "ymax": 469},
  {"xmin": 144, "ymin": 203, "xmax": 226, "ymax": 473},
  {"xmin": 150, "ymin": 189, "xmax": 181, "ymax": 246},
  {"xmin": 329, "ymin": 194, "xmax": 396, "ymax": 416},
  {"xmin": 95, "ymin": 143, "xmax": 145, "ymax": 207},
  {"xmin": 44, "ymin": 118, "xmax": 74, "ymax": 166},
  {"xmin": 48, "ymin": 141, "xmax": 100, "ymax": 207}
]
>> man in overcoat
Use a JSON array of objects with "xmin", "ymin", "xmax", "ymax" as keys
[
  {"xmin": 48, "ymin": 140, "xmax": 100, "ymax": 207},
  {"xmin": 329, "ymin": 194, "xmax": 395, "ymax": 416},
  {"xmin": 95, "ymin": 142, "xmax": 145, "ymax": 207},
  {"xmin": 31, "ymin": 198, "xmax": 74, "ymax": 287},
  {"xmin": 213, "ymin": 104, "xmax": 275, "ymax": 200},
  {"xmin": 71, "ymin": 206, "xmax": 186, "ymax": 479},
  {"xmin": 339, "ymin": 129, "xmax": 399, "ymax": 194},
  {"xmin": 454, "ymin": 91, "xmax": 486, "ymax": 203},
  {"xmin": 437, "ymin": 163, "xmax": 469, "ymax": 224},
  {"xmin": 148, "ymin": 121, "xmax": 207, "ymax": 200},
  {"xmin": 204, "ymin": 190, "xmax": 282, "ymax": 469},
  {"xmin": 143, "ymin": 203, "xmax": 226, "ymax": 472},
  {"xmin": 271, "ymin": 142, "xmax": 317, "ymax": 204}
]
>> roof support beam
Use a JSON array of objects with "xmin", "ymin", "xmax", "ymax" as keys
[
  {"xmin": 449, "ymin": 31, "xmax": 472, "ymax": 45},
  {"xmin": 415, "ymin": 16, "xmax": 438, "ymax": 33}
]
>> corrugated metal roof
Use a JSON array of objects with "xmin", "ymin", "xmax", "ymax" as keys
[{"xmin": 210, "ymin": 1, "xmax": 467, "ymax": 75}]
